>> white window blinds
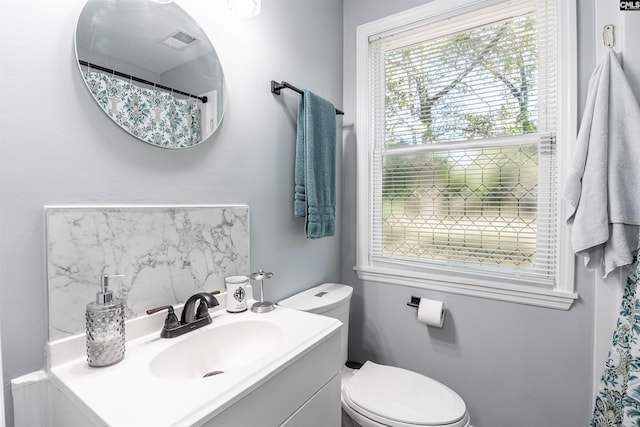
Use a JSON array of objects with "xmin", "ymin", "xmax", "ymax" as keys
[{"xmin": 367, "ymin": 0, "xmax": 559, "ymax": 285}]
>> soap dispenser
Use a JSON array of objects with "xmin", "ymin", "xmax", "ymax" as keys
[{"xmin": 86, "ymin": 274, "xmax": 126, "ymax": 367}]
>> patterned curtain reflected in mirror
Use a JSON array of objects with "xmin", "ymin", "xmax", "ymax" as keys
[{"xmin": 84, "ymin": 71, "xmax": 202, "ymax": 149}]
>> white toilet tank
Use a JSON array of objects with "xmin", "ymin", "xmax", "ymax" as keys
[{"xmin": 278, "ymin": 283, "xmax": 353, "ymax": 365}]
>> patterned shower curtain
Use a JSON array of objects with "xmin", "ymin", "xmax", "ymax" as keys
[
  {"xmin": 592, "ymin": 251, "xmax": 640, "ymax": 426},
  {"xmin": 84, "ymin": 71, "xmax": 202, "ymax": 149}
]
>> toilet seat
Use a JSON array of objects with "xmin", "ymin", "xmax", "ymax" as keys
[{"xmin": 342, "ymin": 362, "xmax": 468, "ymax": 427}]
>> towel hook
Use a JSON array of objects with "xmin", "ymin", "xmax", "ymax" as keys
[{"xmin": 603, "ymin": 24, "xmax": 614, "ymax": 48}]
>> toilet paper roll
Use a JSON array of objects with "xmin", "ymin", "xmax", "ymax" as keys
[{"xmin": 417, "ymin": 298, "xmax": 445, "ymax": 328}]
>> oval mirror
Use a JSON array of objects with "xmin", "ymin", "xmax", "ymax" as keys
[{"xmin": 75, "ymin": 0, "xmax": 226, "ymax": 149}]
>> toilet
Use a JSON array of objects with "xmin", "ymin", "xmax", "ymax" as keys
[{"xmin": 278, "ymin": 283, "xmax": 470, "ymax": 427}]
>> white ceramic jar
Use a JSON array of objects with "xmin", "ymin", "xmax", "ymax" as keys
[{"xmin": 225, "ymin": 275, "xmax": 248, "ymax": 313}]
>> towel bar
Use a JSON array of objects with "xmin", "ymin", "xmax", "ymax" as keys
[{"xmin": 271, "ymin": 80, "xmax": 344, "ymax": 115}]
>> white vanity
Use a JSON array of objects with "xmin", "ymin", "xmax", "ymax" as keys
[{"xmin": 46, "ymin": 303, "xmax": 342, "ymax": 426}]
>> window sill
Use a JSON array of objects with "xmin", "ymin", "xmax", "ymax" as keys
[{"xmin": 354, "ymin": 265, "xmax": 578, "ymax": 310}]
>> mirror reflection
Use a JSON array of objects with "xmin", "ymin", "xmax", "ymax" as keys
[{"xmin": 75, "ymin": 0, "xmax": 226, "ymax": 149}]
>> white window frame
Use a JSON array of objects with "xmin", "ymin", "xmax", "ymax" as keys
[{"xmin": 355, "ymin": 0, "xmax": 578, "ymax": 310}]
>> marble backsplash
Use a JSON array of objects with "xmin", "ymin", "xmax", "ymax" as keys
[{"xmin": 46, "ymin": 205, "xmax": 250, "ymax": 340}]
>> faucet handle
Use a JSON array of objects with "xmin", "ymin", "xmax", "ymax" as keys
[
  {"xmin": 146, "ymin": 305, "xmax": 180, "ymax": 330},
  {"xmin": 195, "ymin": 300, "xmax": 211, "ymax": 321}
]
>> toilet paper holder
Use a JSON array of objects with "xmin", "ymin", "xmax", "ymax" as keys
[
  {"xmin": 406, "ymin": 296, "xmax": 446, "ymax": 328},
  {"xmin": 406, "ymin": 296, "xmax": 421, "ymax": 308}
]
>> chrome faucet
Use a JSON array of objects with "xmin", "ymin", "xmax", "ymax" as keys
[{"xmin": 146, "ymin": 291, "xmax": 220, "ymax": 338}]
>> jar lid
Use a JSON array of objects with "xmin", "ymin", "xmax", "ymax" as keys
[{"xmin": 225, "ymin": 275, "xmax": 248, "ymax": 284}]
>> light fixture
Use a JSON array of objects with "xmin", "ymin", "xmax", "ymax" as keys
[{"xmin": 227, "ymin": 0, "xmax": 261, "ymax": 18}]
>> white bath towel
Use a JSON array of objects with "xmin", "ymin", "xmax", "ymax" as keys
[{"xmin": 564, "ymin": 49, "xmax": 640, "ymax": 278}]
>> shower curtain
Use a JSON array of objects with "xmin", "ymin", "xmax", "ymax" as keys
[
  {"xmin": 84, "ymin": 71, "xmax": 202, "ymax": 148},
  {"xmin": 592, "ymin": 251, "xmax": 640, "ymax": 426}
]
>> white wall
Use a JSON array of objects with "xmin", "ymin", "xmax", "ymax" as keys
[
  {"xmin": 341, "ymin": 1, "xmax": 596, "ymax": 426},
  {"xmin": 0, "ymin": 0, "xmax": 343, "ymax": 424}
]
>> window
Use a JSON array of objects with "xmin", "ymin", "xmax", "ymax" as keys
[{"xmin": 355, "ymin": 0, "xmax": 577, "ymax": 309}]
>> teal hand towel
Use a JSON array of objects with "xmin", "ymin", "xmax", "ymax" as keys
[{"xmin": 294, "ymin": 89, "xmax": 336, "ymax": 239}]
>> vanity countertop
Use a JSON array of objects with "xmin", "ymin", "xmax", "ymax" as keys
[{"xmin": 48, "ymin": 303, "xmax": 341, "ymax": 427}]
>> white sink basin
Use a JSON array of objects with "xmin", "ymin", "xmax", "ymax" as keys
[{"xmin": 149, "ymin": 320, "xmax": 283, "ymax": 381}]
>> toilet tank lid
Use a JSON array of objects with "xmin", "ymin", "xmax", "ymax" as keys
[{"xmin": 278, "ymin": 283, "xmax": 353, "ymax": 314}]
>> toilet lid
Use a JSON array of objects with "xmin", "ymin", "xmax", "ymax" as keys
[{"xmin": 342, "ymin": 361, "xmax": 467, "ymax": 426}]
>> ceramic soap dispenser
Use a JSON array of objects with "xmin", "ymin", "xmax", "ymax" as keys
[{"xmin": 85, "ymin": 274, "xmax": 126, "ymax": 367}]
